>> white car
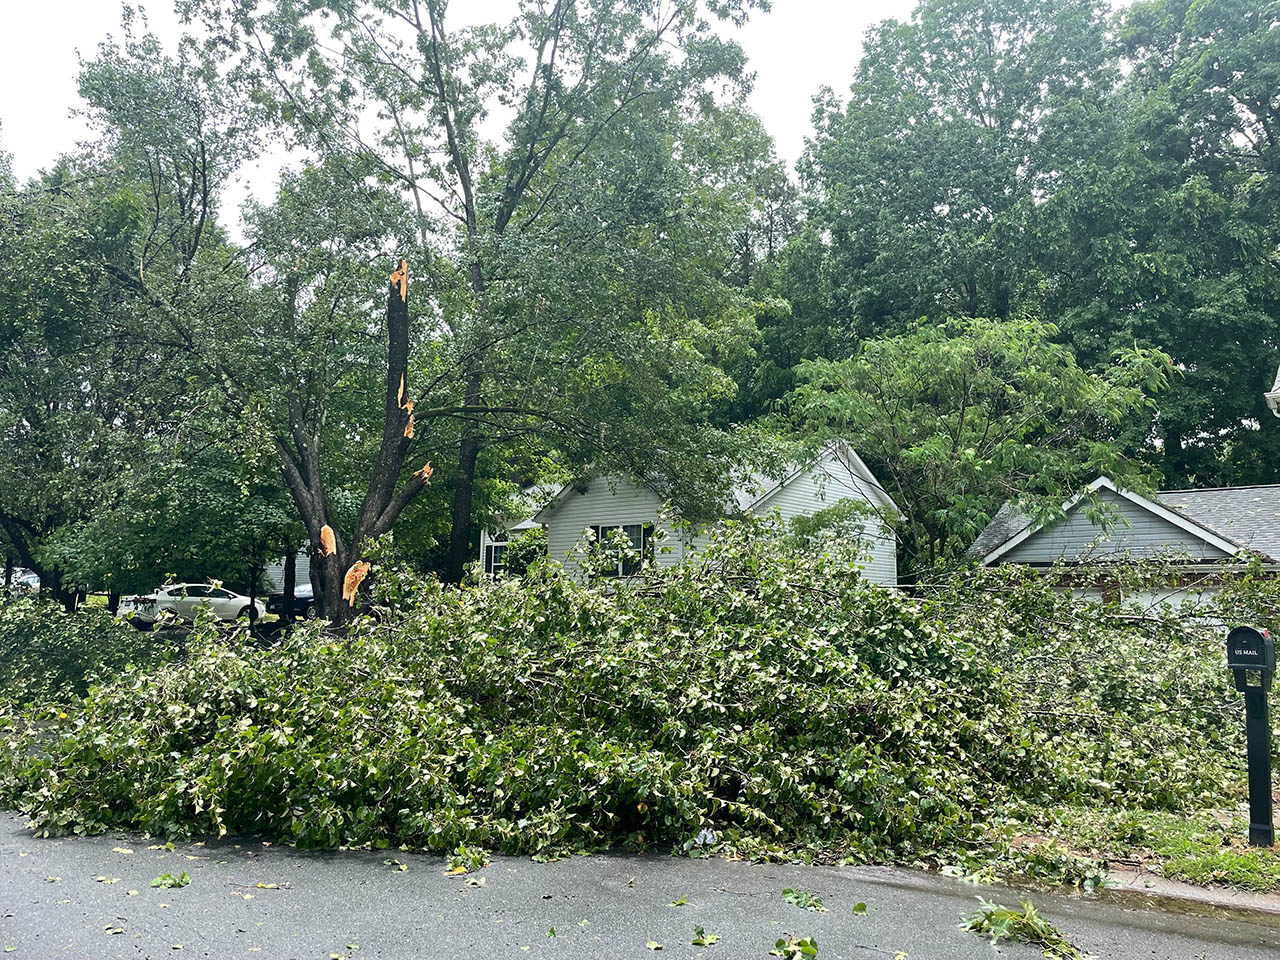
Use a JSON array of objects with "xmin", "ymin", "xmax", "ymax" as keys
[
  {"xmin": 7, "ymin": 568, "xmax": 40, "ymax": 597},
  {"xmin": 119, "ymin": 583, "xmax": 266, "ymax": 629}
]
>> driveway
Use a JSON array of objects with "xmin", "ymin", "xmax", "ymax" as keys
[{"xmin": 3, "ymin": 812, "xmax": 1278, "ymax": 959}]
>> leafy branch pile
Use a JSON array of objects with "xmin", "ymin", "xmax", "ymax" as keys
[
  {"xmin": 0, "ymin": 597, "xmax": 172, "ymax": 705},
  {"xmin": 0, "ymin": 525, "xmax": 1256, "ymax": 862}
]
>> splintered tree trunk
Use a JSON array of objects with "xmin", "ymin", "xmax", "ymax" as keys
[{"xmin": 276, "ymin": 261, "xmax": 429, "ymax": 626}]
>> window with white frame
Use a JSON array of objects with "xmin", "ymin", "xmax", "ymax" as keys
[
  {"xmin": 483, "ymin": 543, "xmax": 507, "ymax": 575},
  {"xmin": 590, "ymin": 523, "xmax": 653, "ymax": 576},
  {"xmin": 483, "ymin": 530, "xmax": 509, "ymax": 575}
]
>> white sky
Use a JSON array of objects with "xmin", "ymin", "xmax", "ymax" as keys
[{"xmin": 0, "ymin": 0, "xmax": 913, "ymax": 187}]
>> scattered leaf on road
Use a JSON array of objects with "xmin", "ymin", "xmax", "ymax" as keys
[
  {"xmin": 853, "ymin": 902, "xmax": 867, "ymax": 915},
  {"xmin": 645, "ymin": 941, "xmax": 663, "ymax": 951},
  {"xmin": 691, "ymin": 925, "xmax": 720, "ymax": 946}
]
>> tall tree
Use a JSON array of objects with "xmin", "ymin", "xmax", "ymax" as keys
[
  {"xmin": 0, "ymin": 153, "xmax": 183, "ymax": 607},
  {"xmin": 179, "ymin": 0, "xmax": 768, "ymax": 582},
  {"xmin": 792, "ymin": 0, "xmax": 1114, "ymax": 343},
  {"xmin": 789, "ymin": 317, "xmax": 1169, "ymax": 577},
  {"xmin": 1036, "ymin": 0, "xmax": 1280, "ymax": 484}
]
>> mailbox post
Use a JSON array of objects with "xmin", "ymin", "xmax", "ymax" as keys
[{"xmin": 1227, "ymin": 626, "xmax": 1276, "ymax": 847}]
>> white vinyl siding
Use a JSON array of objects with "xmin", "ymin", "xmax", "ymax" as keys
[
  {"xmin": 750, "ymin": 452, "xmax": 898, "ymax": 587},
  {"xmin": 544, "ymin": 478, "xmax": 685, "ymax": 577},
  {"xmin": 999, "ymin": 488, "xmax": 1232, "ymax": 564},
  {"xmin": 266, "ymin": 550, "xmax": 312, "ymax": 593},
  {"xmin": 539, "ymin": 446, "xmax": 899, "ymax": 587}
]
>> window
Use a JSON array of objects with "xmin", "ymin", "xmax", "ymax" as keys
[
  {"xmin": 590, "ymin": 523, "xmax": 654, "ymax": 577},
  {"xmin": 208, "ymin": 589, "xmax": 233, "ymax": 599},
  {"xmin": 484, "ymin": 543, "xmax": 507, "ymax": 575},
  {"xmin": 182, "ymin": 585, "xmax": 210, "ymax": 598}
]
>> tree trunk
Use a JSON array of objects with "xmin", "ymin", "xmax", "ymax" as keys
[
  {"xmin": 274, "ymin": 262, "xmax": 428, "ymax": 622},
  {"xmin": 1164, "ymin": 425, "xmax": 1187, "ymax": 484},
  {"xmin": 247, "ymin": 560, "xmax": 260, "ymax": 625},
  {"xmin": 3, "ymin": 554, "xmax": 11, "ymax": 594},
  {"xmin": 316, "ymin": 547, "xmax": 352, "ymax": 625},
  {"xmin": 282, "ymin": 545, "xmax": 297, "ymax": 626},
  {"xmin": 445, "ymin": 370, "xmax": 484, "ymax": 583},
  {"xmin": 107, "ymin": 590, "xmax": 120, "ymax": 614}
]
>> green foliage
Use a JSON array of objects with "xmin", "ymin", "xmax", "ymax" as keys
[
  {"xmin": 501, "ymin": 528, "xmax": 548, "ymax": 578},
  {"xmin": 0, "ymin": 598, "xmax": 170, "ymax": 706},
  {"xmin": 0, "ymin": 522, "xmax": 1260, "ymax": 869},
  {"xmin": 769, "ymin": 935, "xmax": 818, "ymax": 958},
  {"xmin": 150, "ymin": 871, "xmax": 190, "ymax": 889},
  {"xmin": 1030, "ymin": 807, "xmax": 1280, "ymax": 893},
  {"xmin": 766, "ymin": 0, "xmax": 1280, "ymax": 488},
  {"xmin": 690, "ymin": 925, "xmax": 719, "ymax": 946},
  {"xmin": 780, "ymin": 888, "xmax": 826, "ymax": 912},
  {"xmin": 962, "ymin": 899, "xmax": 1089, "ymax": 960},
  {"xmin": 790, "ymin": 316, "xmax": 1169, "ymax": 575}
]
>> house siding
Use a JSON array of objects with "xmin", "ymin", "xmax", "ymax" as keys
[
  {"xmin": 265, "ymin": 550, "xmax": 312, "ymax": 593},
  {"xmin": 544, "ymin": 451, "xmax": 899, "ymax": 587},
  {"xmin": 752, "ymin": 454, "xmax": 897, "ymax": 586},
  {"xmin": 544, "ymin": 477, "xmax": 686, "ymax": 576},
  {"xmin": 998, "ymin": 489, "xmax": 1231, "ymax": 564}
]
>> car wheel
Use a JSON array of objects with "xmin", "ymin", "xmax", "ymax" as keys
[
  {"xmin": 237, "ymin": 605, "xmax": 258, "ymax": 623},
  {"xmin": 303, "ymin": 603, "xmax": 318, "ymax": 620},
  {"xmin": 133, "ymin": 620, "xmax": 154, "ymax": 632}
]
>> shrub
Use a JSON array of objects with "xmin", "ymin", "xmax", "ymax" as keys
[
  {"xmin": 0, "ymin": 597, "xmax": 173, "ymax": 706},
  {"xmin": 0, "ymin": 521, "xmax": 1259, "ymax": 863}
]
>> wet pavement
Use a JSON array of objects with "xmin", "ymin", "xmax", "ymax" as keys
[{"xmin": 3, "ymin": 812, "xmax": 1279, "ymax": 959}]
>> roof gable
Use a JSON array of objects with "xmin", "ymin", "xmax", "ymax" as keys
[
  {"xmin": 976, "ymin": 477, "xmax": 1268, "ymax": 566},
  {"xmin": 747, "ymin": 441, "xmax": 902, "ymax": 518},
  {"xmin": 532, "ymin": 441, "xmax": 900, "ymax": 525}
]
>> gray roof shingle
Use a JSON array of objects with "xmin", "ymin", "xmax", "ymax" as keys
[
  {"xmin": 971, "ymin": 483, "xmax": 1280, "ymax": 563},
  {"xmin": 1159, "ymin": 485, "xmax": 1280, "ymax": 561}
]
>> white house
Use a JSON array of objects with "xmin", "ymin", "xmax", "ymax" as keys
[
  {"xmin": 970, "ymin": 476, "xmax": 1280, "ymax": 608},
  {"xmin": 478, "ymin": 511, "xmax": 543, "ymax": 576},
  {"xmin": 480, "ymin": 441, "xmax": 901, "ymax": 586}
]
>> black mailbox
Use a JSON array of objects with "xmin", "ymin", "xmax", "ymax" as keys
[
  {"xmin": 1228, "ymin": 625, "xmax": 1276, "ymax": 847},
  {"xmin": 1228, "ymin": 626, "xmax": 1275, "ymax": 673}
]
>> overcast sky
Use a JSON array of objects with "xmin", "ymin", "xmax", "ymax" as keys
[{"xmin": 1, "ymin": 0, "xmax": 913, "ymax": 215}]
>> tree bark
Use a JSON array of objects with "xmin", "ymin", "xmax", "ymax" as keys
[
  {"xmin": 282, "ymin": 544, "xmax": 297, "ymax": 626},
  {"xmin": 445, "ymin": 369, "xmax": 484, "ymax": 583},
  {"xmin": 275, "ymin": 264, "xmax": 425, "ymax": 624}
]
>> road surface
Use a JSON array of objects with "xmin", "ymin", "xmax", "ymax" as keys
[{"xmin": 3, "ymin": 812, "xmax": 1278, "ymax": 959}]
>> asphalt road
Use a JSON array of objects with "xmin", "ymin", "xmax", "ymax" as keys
[{"xmin": 3, "ymin": 812, "xmax": 1279, "ymax": 960}]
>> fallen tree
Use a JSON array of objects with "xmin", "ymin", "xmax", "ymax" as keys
[{"xmin": 0, "ymin": 523, "xmax": 1259, "ymax": 864}]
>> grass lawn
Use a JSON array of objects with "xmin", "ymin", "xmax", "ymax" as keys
[{"xmin": 1025, "ymin": 806, "xmax": 1280, "ymax": 893}]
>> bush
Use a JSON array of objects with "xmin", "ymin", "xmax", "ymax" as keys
[
  {"xmin": 0, "ymin": 522, "xmax": 1259, "ymax": 863},
  {"xmin": 0, "ymin": 597, "xmax": 173, "ymax": 706}
]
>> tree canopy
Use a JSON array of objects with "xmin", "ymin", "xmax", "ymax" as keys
[{"xmin": 2, "ymin": 0, "xmax": 1276, "ymax": 600}]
